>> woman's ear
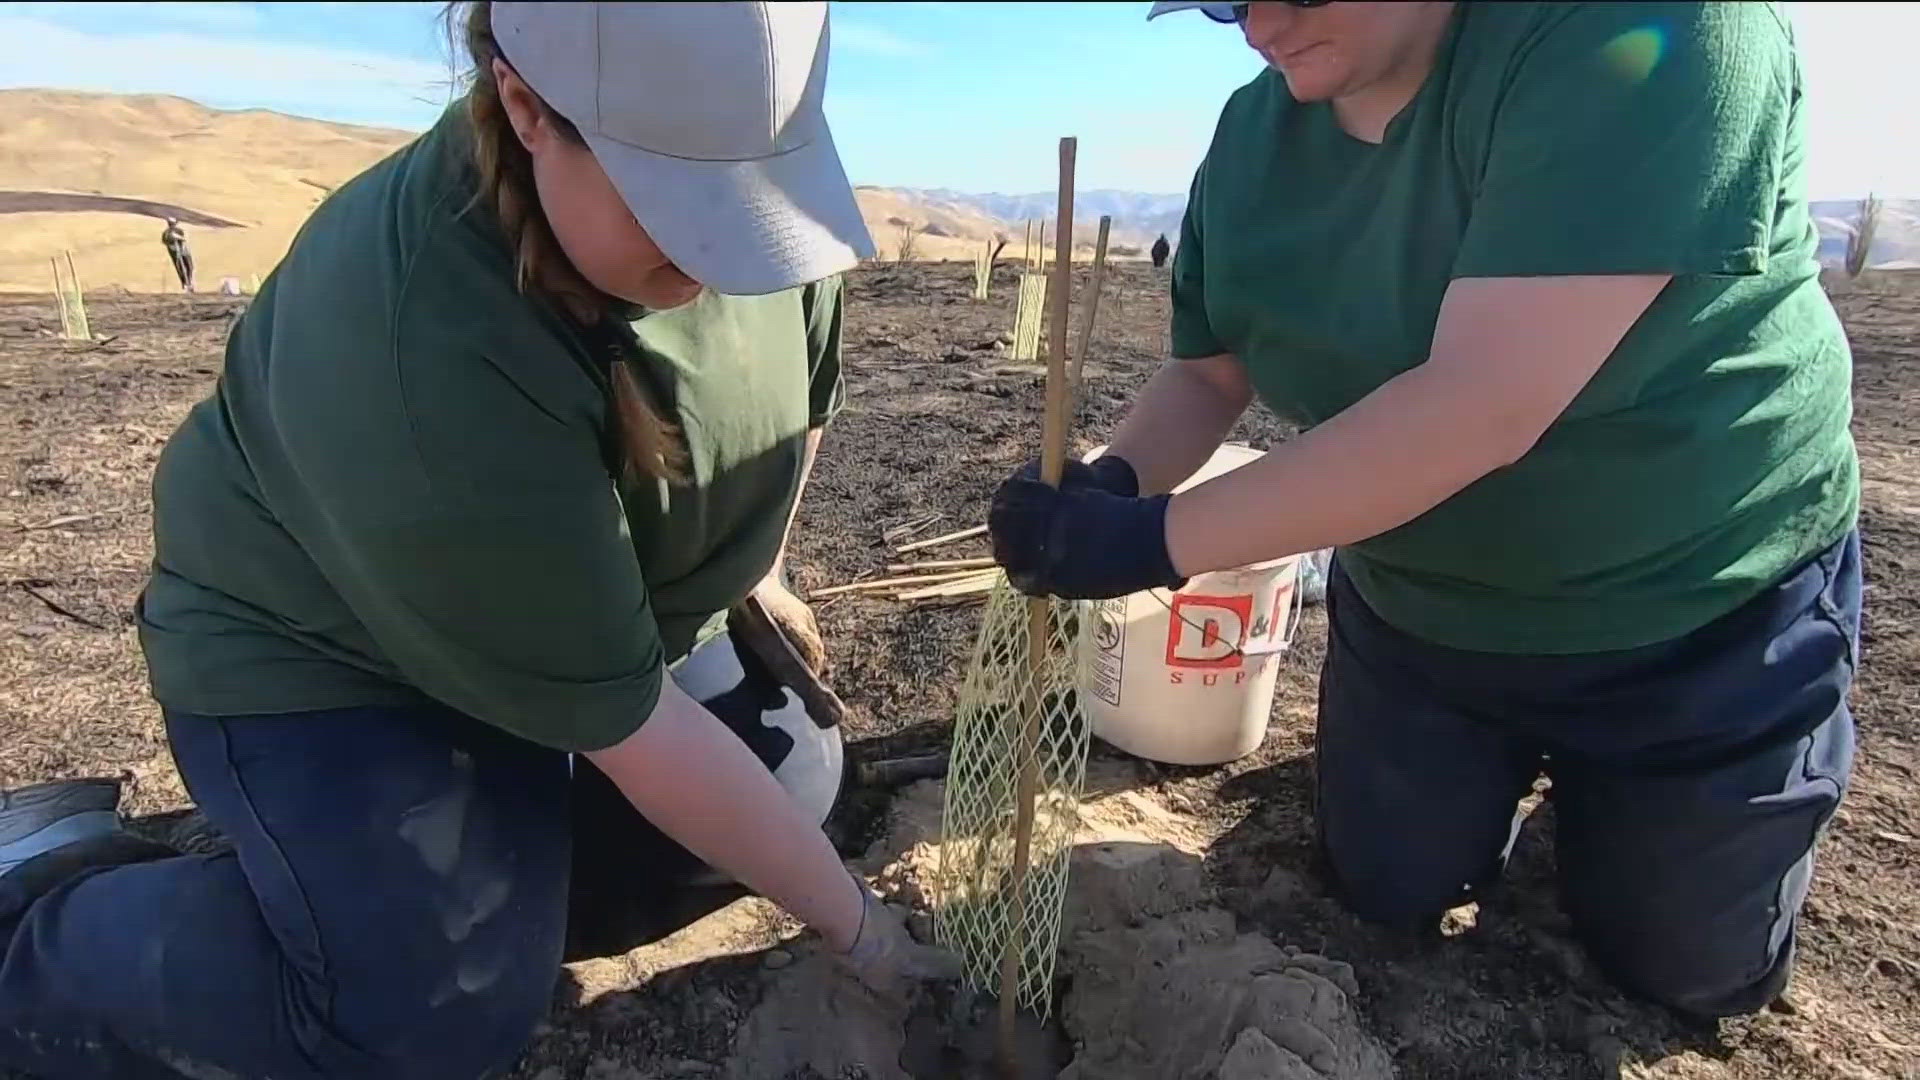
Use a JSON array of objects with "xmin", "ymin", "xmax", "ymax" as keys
[{"xmin": 492, "ymin": 58, "xmax": 545, "ymax": 153}]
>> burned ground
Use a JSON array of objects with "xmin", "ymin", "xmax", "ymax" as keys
[{"xmin": 1, "ymin": 264, "xmax": 1915, "ymax": 1079}]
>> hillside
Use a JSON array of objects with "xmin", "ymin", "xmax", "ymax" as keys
[
  {"xmin": 0, "ymin": 89, "xmax": 415, "ymax": 293},
  {"xmin": 909, "ymin": 189, "xmax": 1920, "ymax": 273},
  {"xmin": 907, "ymin": 189, "xmax": 1920, "ymax": 272},
  {"xmin": 0, "ymin": 89, "xmax": 1060, "ymax": 294},
  {"xmin": 5, "ymin": 89, "xmax": 1908, "ymax": 293},
  {"xmin": 851, "ymin": 185, "xmax": 1020, "ymax": 263},
  {"xmin": 891, "ymin": 188, "xmax": 1187, "ymax": 252}
]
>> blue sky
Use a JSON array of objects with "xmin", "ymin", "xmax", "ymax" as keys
[{"xmin": 0, "ymin": 1, "xmax": 1908, "ymax": 198}]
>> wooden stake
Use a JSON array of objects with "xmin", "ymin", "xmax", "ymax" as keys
[
  {"xmin": 999, "ymin": 134, "xmax": 1075, "ymax": 1074},
  {"xmin": 1070, "ymin": 215, "xmax": 1112, "ymax": 398}
]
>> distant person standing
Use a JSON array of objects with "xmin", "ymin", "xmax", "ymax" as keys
[
  {"xmin": 162, "ymin": 217, "xmax": 194, "ymax": 292},
  {"xmin": 1150, "ymin": 232, "xmax": 1171, "ymax": 268}
]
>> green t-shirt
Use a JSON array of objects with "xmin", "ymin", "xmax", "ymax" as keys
[
  {"xmin": 137, "ymin": 108, "xmax": 846, "ymax": 751},
  {"xmin": 1172, "ymin": 0, "xmax": 1857, "ymax": 654}
]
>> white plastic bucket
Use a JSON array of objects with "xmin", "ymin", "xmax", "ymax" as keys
[{"xmin": 1076, "ymin": 443, "xmax": 1303, "ymax": 765}]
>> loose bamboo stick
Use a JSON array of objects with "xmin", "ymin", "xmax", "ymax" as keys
[
  {"xmin": 895, "ymin": 570, "xmax": 1000, "ymax": 602},
  {"xmin": 884, "ymin": 557, "xmax": 997, "ymax": 574},
  {"xmin": 892, "ymin": 523, "xmax": 987, "ymax": 555},
  {"xmin": 809, "ymin": 568, "xmax": 987, "ymax": 599}
]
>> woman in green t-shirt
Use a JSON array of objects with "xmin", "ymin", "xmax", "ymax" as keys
[
  {"xmin": 993, "ymin": 0, "xmax": 1858, "ymax": 1020},
  {"xmin": 0, "ymin": 4, "xmax": 952, "ymax": 1078}
]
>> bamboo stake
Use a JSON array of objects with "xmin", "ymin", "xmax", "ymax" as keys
[
  {"xmin": 809, "ymin": 568, "xmax": 988, "ymax": 599},
  {"xmin": 999, "ymin": 134, "xmax": 1076, "ymax": 1072},
  {"xmin": 885, "ymin": 557, "xmax": 997, "ymax": 574},
  {"xmin": 895, "ymin": 570, "xmax": 1000, "ymax": 602},
  {"xmin": 892, "ymin": 523, "xmax": 986, "ymax": 555},
  {"xmin": 903, "ymin": 590, "xmax": 992, "ymax": 607},
  {"xmin": 1070, "ymin": 215, "xmax": 1112, "ymax": 398}
]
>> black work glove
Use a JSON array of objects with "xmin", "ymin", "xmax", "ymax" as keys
[
  {"xmin": 1012, "ymin": 453, "xmax": 1142, "ymax": 498},
  {"xmin": 989, "ymin": 454, "xmax": 1187, "ymax": 601}
]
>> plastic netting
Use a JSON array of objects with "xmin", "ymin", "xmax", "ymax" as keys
[
  {"xmin": 933, "ymin": 575, "xmax": 1092, "ymax": 1017},
  {"xmin": 1012, "ymin": 273, "xmax": 1048, "ymax": 362}
]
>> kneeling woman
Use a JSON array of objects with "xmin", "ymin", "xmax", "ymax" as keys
[
  {"xmin": 995, "ymin": 0, "xmax": 1859, "ymax": 1021},
  {"xmin": 0, "ymin": 4, "xmax": 950, "ymax": 1078}
]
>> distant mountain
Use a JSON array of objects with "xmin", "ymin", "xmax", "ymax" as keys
[
  {"xmin": 889, "ymin": 188, "xmax": 1188, "ymax": 252},
  {"xmin": 880, "ymin": 188, "xmax": 1920, "ymax": 272}
]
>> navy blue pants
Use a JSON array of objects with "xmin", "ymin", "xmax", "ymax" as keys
[
  {"xmin": 1316, "ymin": 531, "xmax": 1860, "ymax": 1018},
  {"xmin": 0, "ymin": 702, "xmax": 737, "ymax": 1080}
]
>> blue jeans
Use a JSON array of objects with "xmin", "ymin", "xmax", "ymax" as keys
[
  {"xmin": 1315, "ymin": 531, "xmax": 1860, "ymax": 1017},
  {"xmin": 0, "ymin": 702, "xmax": 742, "ymax": 1079}
]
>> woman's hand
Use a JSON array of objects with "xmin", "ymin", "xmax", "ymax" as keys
[
  {"xmin": 585, "ymin": 682, "xmax": 956, "ymax": 1004},
  {"xmin": 732, "ymin": 578, "xmax": 848, "ymax": 728},
  {"xmin": 586, "ymin": 679, "xmax": 868, "ymax": 952},
  {"xmin": 988, "ymin": 458, "xmax": 1188, "ymax": 600},
  {"xmin": 748, "ymin": 576, "xmax": 827, "ymax": 675},
  {"xmin": 832, "ymin": 885, "xmax": 963, "ymax": 1000},
  {"xmin": 1006, "ymin": 453, "xmax": 1143, "ymax": 498}
]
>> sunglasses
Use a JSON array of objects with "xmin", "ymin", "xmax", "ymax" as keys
[{"xmin": 1212, "ymin": 1, "xmax": 1335, "ymax": 24}]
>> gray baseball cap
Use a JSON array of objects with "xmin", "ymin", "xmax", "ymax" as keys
[{"xmin": 493, "ymin": 1, "xmax": 875, "ymax": 296}]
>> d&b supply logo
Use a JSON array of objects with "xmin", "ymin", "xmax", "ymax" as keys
[{"xmin": 1165, "ymin": 589, "xmax": 1289, "ymax": 685}]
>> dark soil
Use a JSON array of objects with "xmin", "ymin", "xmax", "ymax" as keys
[{"xmin": 1, "ymin": 265, "xmax": 1915, "ymax": 1079}]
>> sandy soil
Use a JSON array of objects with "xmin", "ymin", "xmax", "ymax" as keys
[{"xmin": 1, "ymin": 263, "xmax": 1916, "ymax": 1079}]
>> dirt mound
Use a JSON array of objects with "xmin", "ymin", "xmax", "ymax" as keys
[
  {"xmin": 726, "ymin": 779, "xmax": 1394, "ymax": 1079},
  {"xmin": 726, "ymin": 945, "xmax": 917, "ymax": 1080},
  {"xmin": 1060, "ymin": 904, "xmax": 1390, "ymax": 1080}
]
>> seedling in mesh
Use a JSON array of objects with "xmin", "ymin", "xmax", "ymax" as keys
[
  {"xmin": 933, "ymin": 137, "xmax": 1088, "ymax": 1074},
  {"xmin": 934, "ymin": 588, "xmax": 1089, "ymax": 1015}
]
